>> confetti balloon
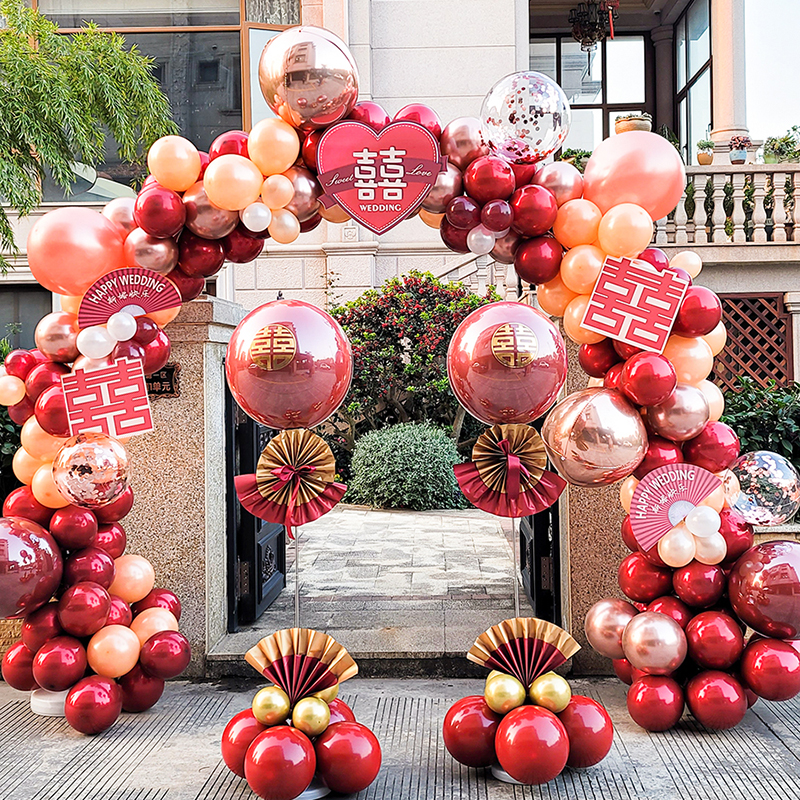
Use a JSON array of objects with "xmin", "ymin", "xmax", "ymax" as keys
[
  {"xmin": 725, "ymin": 451, "xmax": 800, "ymax": 526},
  {"xmin": 480, "ymin": 71, "xmax": 571, "ymax": 164}
]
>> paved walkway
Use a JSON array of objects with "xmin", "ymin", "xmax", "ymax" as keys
[{"xmin": 3, "ymin": 677, "xmax": 800, "ymax": 800}]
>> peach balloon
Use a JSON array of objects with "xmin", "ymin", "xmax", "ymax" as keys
[
  {"xmin": 597, "ymin": 203, "xmax": 654, "ymax": 258},
  {"xmin": 130, "ymin": 608, "xmax": 179, "ymax": 646},
  {"xmin": 662, "ymin": 335, "xmax": 714, "ymax": 385},
  {"xmin": 698, "ymin": 379, "xmax": 725, "ymax": 421},
  {"xmin": 699, "ymin": 483, "xmax": 726, "ymax": 513},
  {"xmin": 31, "ymin": 463, "xmax": 70, "ymax": 508},
  {"xmin": 553, "ymin": 199, "xmax": 602, "ymax": 250},
  {"xmin": 0, "ymin": 374, "xmax": 26, "ymax": 406},
  {"xmin": 87, "ymin": 624, "xmax": 141, "ymax": 678},
  {"xmin": 563, "ymin": 295, "xmax": 606, "ymax": 344},
  {"xmin": 248, "ymin": 118, "xmax": 301, "ymax": 177},
  {"xmin": 261, "ymin": 174, "xmax": 295, "ymax": 209},
  {"xmin": 204, "ymin": 154, "xmax": 264, "ymax": 211},
  {"xmin": 703, "ymin": 321, "xmax": 727, "ymax": 356},
  {"xmin": 147, "ymin": 135, "xmax": 202, "ymax": 192},
  {"xmin": 418, "ymin": 209, "xmax": 444, "ymax": 229},
  {"xmin": 27, "ymin": 207, "xmax": 125, "ymax": 296},
  {"xmin": 21, "ymin": 417, "xmax": 67, "ymax": 461},
  {"xmin": 559, "ymin": 245, "xmax": 605, "ymax": 295},
  {"xmin": 587, "ymin": 377, "xmax": 605, "ymax": 388},
  {"xmin": 537, "ymin": 274, "xmax": 579, "ymax": 317},
  {"xmin": 620, "ymin": 475, "xmax": 639, "ymax": 513},
  {"xmin": 109, "ymin": 554, "xmax": 156, "ymax": 604},
  {"xmin": 319, "ymin": 203, "xmax": 351, "ymax": 224},
  {"xmin": 670, "ymin": 250, "xmax": 702, "ymax": 279},
  {"xmin": 268, "ymin": 208, "xmax": 301, "ymax": 244},
  {"xmin": 59, "ymin": 295, "xmax": 83, "ymax": 315},
  {"xmin": 13, "ymin": 447, "xmax": 42, "ymax": 485}
]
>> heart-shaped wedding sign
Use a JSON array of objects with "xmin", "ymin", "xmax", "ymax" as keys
[{"xmin": 316, "ymin": 120, "xmax": 446, "ymax": 235}]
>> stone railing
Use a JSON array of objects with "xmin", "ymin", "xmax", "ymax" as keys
[{"xmin": 655, "ymin": 164, "xmax": 800, "ymax": 246}]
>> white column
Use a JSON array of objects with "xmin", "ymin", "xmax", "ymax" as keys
[
  {"xmin": 515, "ymin": 0, "xmax": 530, "ymax": 71},
  {"xmin": 651, "ymin": 26, "xmax": 674, "ymax": 132},
  {"xmin": 785, "ymin": 292, "xmax": 800, "ymax": 382},
  {"xmin": 710, "ymin": 0, "xmax": 748, "ymax": 143}
]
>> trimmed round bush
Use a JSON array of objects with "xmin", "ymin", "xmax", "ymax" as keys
[{"xmin": 348, "ymin": 423, "xmax": 464, "ymax": 511}]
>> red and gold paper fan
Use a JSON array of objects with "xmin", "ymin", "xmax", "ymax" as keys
[
  {"xmin": 245, "ymin": 628, "xmax": 359, "ymax": 704},
  {"xmin": 235, "ymin": 428, "xmax": 346, "ymax": 539},
  {"xmin": 467, "ymin": 617, "xmax": 580, "ymax": 687},
  {"xmin": 454, "ymin": 424, "xmax": 566, "ymax": 518}
]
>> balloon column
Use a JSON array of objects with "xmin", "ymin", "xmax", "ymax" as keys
[{"xmin": 220, "ymin": 629, "xmax": 381, "ymax": 800}]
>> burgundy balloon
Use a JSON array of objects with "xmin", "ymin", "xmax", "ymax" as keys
[
  {"xmin": 603, "ymin": 363, "xmax": 624, "ymax": 391},
  {"xmin": 1, "ymin": 641, "xmax": 38, "ymax": 691},
  {"xmin": 22, "ymin": 602, "xmax": 63, "ymax": 653},
  {"xmin": 244, "ymin": 727, "xmax": 316, "ymax": 800},
  {"xmin": 613, "ymin": 657, "xmax": 634, "ymax": 685},
  {"xmin": 166, "ymin": 266, "xmax": 206, "ymax": 302},
  {"xmin": 618, "ymin": 553, "xmax": 674, "ymax": 604},
  {"xmin": 49, "ymin": 506, "xmax": 98, "ymax": 550},
  {"xmin": 510, "ymin": 161, "xmax": 539, "ymax": 187},
  {"xmin": 301, "ymin": 131, "xmax": 321, "ymax": 171},
  {"xmin": 93, "ymin": 522, "xmax": 127, "ymax": 559},
  {"xmin": 672, "ymin": 286, "xmax": 722, "ymax": 337},
  {"xmin": 25, "ymin": 362, "xmax": 70, "ymax": 402},
  {"xmin": 740, "ymin": 638, "xmax": 800, "ymax": 700},
  {"xmin": 620, "ymin": 516, "xmax": 637, "ymax": 552},
  {"xmin": 112, "ymin": 339, "xmax": 147, "ymax": 363},
  {"xmin": 442, "ymin": 695, "xmax": 501, "ymax": 768},
  {"xmin": 32, "ymin": 635, "xmax": 87, "ymax": 691},
  {"xmin": 463, "ymin": 156, "xmax": 516, "ymax": 204},
  {"xmin": 119, "ymin": 663, "xmax": 165, "ymax": 712},
  {"xmin": 348, "ymin": 101, "xmax": 391, "ymax": 131},
  {"xmin": 440, "ymin": 217, "xmax": 470, "ymax": 253},
  {"xmin": 627, "ymin": 676, "xmax": 684, "ymax": 731},
  {"xmin": 33, "ymin": 385, "xmax": 69, "ymax": 437},
  {"xmin": 139, "ymin": 631, "xmax": 191, "ymax": 679},
  {"xmin": 557, "ymin": 695, "xmax": 614, "ymax": 769},
  {"xmin": 328, "ymin": 697, "xmax": 356, "ymax": 724},
  {"xmin": 578, "ymin": 339, "xmax": 621, "ymax": 378},
  {"xmin": 514, "ymin": 236, "xmax": 563, "ymax": 285},
  {"xmin": 673, "ymin": 562, "xmax": 726, "ymax": 607},
  {"xmin": 3, "ymin": 486, "xmax": 54, "ymax": 528},
  {"xmin": 299, "ymin": 213, "xmax": 322, "ymax": 233},
  {"xmin": 132, "ymin": 588, "xmax": 181, "ymax": 621},
  {"xmin": 393, "ymin": 103, "xmax": 442, "ymax": 138},
  {"xmin": 57, "ymin": 581, "xmax": 111, "ymax": 637},
  {"xmin": 314, "ymin": 722, "xmax": 382, "ymax": 795},
  {"xmin": 8, "ymin": 395, "xmax": 35, "ymax": 425},
  {"xmin": 685, "ymin": 671, "xmax": 747, "ymax": 730},
  {"xmin": 64, "ymin": 547, "xmax": 116, "ymax": 589},
  {"xmin": 685, "ymin": 611, "xmax": 744, "ymax": 670},
  {"xmin": 646, "ymin": 596, "xmax": 693, "ymax": 629},
  {"xmin": 106, "ymin": 595, "xmax": 133, "ymax": 627},
  {"xmin": 222, "ymin": 709, "xmax": 268, "ymax": 777},
  {"xmin": 510, "ymin": 185, "xmax": 558, "ymax": 237},
  {"xmin": 142, "ymin": 331, "xmax": 171, "ymax": 376},
  {"xmin": 134, "ymin": 185, "xmax": 186, "ymax": 238},
  {"xmin": 683, "ymin": 421, "xmax": 740, "ymax": 473},
  {"xmin": 209, "ymin": 130, "xmax": 249, "ymax": 160},
  {"xmin": 133, "ymin": 316, "xmax": 161, "ymax": 346},
  {"xmin": 719, "ymin": 509, "xmax": 754, "ymax": 565},
  {"xmin": 637, "ymin": 247, "xmax": 670, "ymax": 271},
  {"xmin": 446, "ymin": 196, "xmax": 481, "ymax": 230},
  {"xmin": 613, "ymin": 340, "xmax": 644, "ymax": 360},
  {"xmin": 94, "ymin": 485, "xmax": 134, "ymax": 524},
  {"xmin": 620, "ymin": 353, "xmax": 677, "ymax": 407},
  {"xmin": 65, "ymin": 675, "xmax": 123, "ymax": 735},
  {"xmin": 223, "ymin": 224, "xmax": 266, "ymax": 263},
  {"xmin": 4, "ymin": 349, "xmax": 37, "ymax": 380},
  {"xmin": 669, "ymin": 266, "xmax": 693, "ymax": 285},
  {"xmin": 633, "ymin": 437, "xmax": 684, "ymax": 480},
  {"xmin": 178, "ymin": 230, "xmax": 226, "ymax": 278},
  {"xmin": 481, "ymin": 199, "xmax": 513, "ymax": 233}
]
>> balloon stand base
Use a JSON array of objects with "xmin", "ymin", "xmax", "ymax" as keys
[
  {"xmin": 491, "ymin": 766, "xmax": 525, "ymax": 785},
  {"xmin": 299, "ymin": 777, "xmax": 331, "ymax": 799},
  {"xmin": 30, "ymin": 688, "xmax": 68, "ymax": 717}
]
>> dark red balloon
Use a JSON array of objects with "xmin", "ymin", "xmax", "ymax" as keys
[
  {"xmin": 25, "ymin": 362, "xmax": 70, "ymax": 402},
  {"xmin": 514, "ymin": 236, "xmax": 563, "ymax": 285},
  {"xmin": 672, "ymin": 286, "xmax": 722, "ymax": 337},
  {"xmin": 32, "ymin": 635, "xmax": 87, "ymax": 691},
  {"xmin": 620, "ymin": 516, "xmax": 637, "ymax": 552},
  {"xmin": 646, "ymin": 596, "xmax": 693, "ymax": 629},
  {"xmin": 328, "ymin": 697, "xmax": 357, "ymax": 724},
  {"xmin": 669, "ymin": 266, "xmax": 693, "ymax": 285},
  {"xmin": 222, "ymin": 709, "xmax": 268, "ymax": 777},
  {"xmin": 301, "ymin": 131, "xmax": 321, "ymax": 171},
  {"xmin": 495, "ymin": 705, "xmax": 569, "ymax": 785},
  {"xmin": 440, "ymin": 216, "xmax": 470, "ymax": 253},
  {"xmin": 603, "ymin": 362, "xmax": 623, "ymax": 391},
  {"xmin": 579, "ymin": 338, "xmax": 621, "ymax": 378},
  {"xmin": 348, "ymin": 101, "xmax": 390, "ymax": 131},
  {"xmin": 65, "ymin": 675, "xmax": 123, "ymax": 735},
  {"xmin": 557, "ymin": 695, "xmax": 614, "ymax": 769},
  {"xmin": 613, "ymin": 658, "xmax": 634, "ymax": 685},
  {"xmin": 178, "ymin": 230, "xmax": 226, "ymax": 277},
  {"xmin": 92, "ymin": 522, "xmax": 127, "ymax": 559},
  {"xmin": 446, "ymin": 195, "xmax": 481, "ymax": 230},
  {"xmin": 33, "ymin": 385, "xmax": 69, "ymax": 437},
  {"xmin": 57, "ymin": 581, "xmax": 111, "ymax": 637},
  {"xmin": 510, "ymin": 185, "xmax": 558, "ymax": 237},
  {"xmin": 133, "ymin": 316, "xmax": 160, "ymax": 346},
  {"xmin": 1, "ymin": 641, "xmax": 38, "ymax": 691},
  {"xmin": 3, "ymin": 486, "xmax": 53, "ymax": 528},
  {"xmin": 132, "ymin": 588, "xmax": 181, "ymax": 620},
  {"xmin": 620, "ymin": 353, "xmax": 677, "ymax": 407},
  {"xmin": 142, "ymin": 330, "xmax": 171, "ymax": 376},
  {"xmin": 94, "ymin": 485, "xmax": 134, "ymax": 524},
  {"xmin": 21, "ymin": 602, "xmax": 63, "ymax": 652},
  {"xmin": 464, "ymin": 156, "xmax": 516, "ymax": 204},
  {"xmin": 49, "ymin": 506, "xmax": 98, "ymax": 550},
  {"xmin": 118, "ymin": 663, "xmax": 165, "ymax": 712},
  {"xmin": 481, "ymin": 199, "xmax": 513, "ymax": 233},
  {"xmin": 299, "ymin": 214, "xmax": 322, "ymax": 233},
  {"xmin": 64, "ymin": 547, "xmax": 115, "ymax": 589},
  {"xmin": 613, "ymin": 340, "xmax": 644, "ymax": 360},
  {"xmin": 166, "ymin": 266, "xmax": 205, "ymax": 302},
  {"xmin": 633, "ymin": 436, "xmax": 684, "ymax": 480},
  {"xmin": 209, "ymin": 130, "xmax": 249, "ymax": 160},
  {"xmin": 244, "ymin": 727, "xmax": 316, "ymax": 800},
  {"xmin": 637, "ymin": 247, "xmax": 670, "ymax": 271},
  {"xmin": 686, "ymin": 611, "xmax": 744, "ymax": 670},
  {"xmin": 740, "ymin": 638, "xmax": 800, "ymax": 700},
  {"xmin": 683, "ymin": 422, "xmax": 740, "ymax": 473},
  {"xmin": 140, "ymin": 631, "xmax": 191, "ymax": 679},
  {"xmin": 442, "ymin": 695, "xmax": 501, "ymax": 767},
  {"xmin": 618, "ymin": 552, "xmax": 674, "ymax": 603},
  {"xmin": 223, "ymin": 224, "xmax": 265, "ymax": 263},
  {"xmin": 106, "ymin": 595, "xmax": 133, "ymax": 627},
  {"xmin": 718, "ymin": 509, "xmax": 754, "ymax": 565},
  {"xmin": 627, "ymin": 676, "xmax": 684, "ymax": 731},
  {"xmin": 4, "ymin": 349, "xmax": 37, "ymax": 380},
  {"xmin": 314, "ymin": 721, "xmax": 382, "ymax": 794},
  {"xmin": 393, "ymin": 103, "xmax": 442, "ymax": 138},
  {"xmin": 685, "ymin": 671, "xmax": 747, "ymax": 729},
  {"xmin": 112, "ymin": 339, "xmax": 147, "ymax": 364},
  {"xmin": 134, "ymin": 185, "xmax": 186, "ymax": 238},
  {"xmin": 673, "ymin": 562, "xmax": 726, "ymax": 608},
  {"xmin": 8, "ymin": 395, "xmax": 35, "ymax": 425}
]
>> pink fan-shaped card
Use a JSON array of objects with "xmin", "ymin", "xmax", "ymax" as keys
[{"xmin": 630, "ymin": 465, "xmax": 722, "ymax": 551}]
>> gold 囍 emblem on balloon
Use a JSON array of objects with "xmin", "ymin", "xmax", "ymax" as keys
[
  {"xmin": 490, "ymin": 322, "xmax": 538, "ymax": 369},
  {"xmin": 250, "ymin": 324, "xmax": 296, "ymax": 371}
]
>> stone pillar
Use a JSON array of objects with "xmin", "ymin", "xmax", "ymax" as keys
[
  {"xmin": 710, "ymin": 0, "xmax": 748, "ymax": 146},
  {"xmin": 785, "ymin": 292, "xmax": 800, "ymax": 382},
  {"xmin": 651, "ymin": 26, "xmax": 674, "ymax": 132},
  {"xmin": 124, "ymin": 297, "xmax": 247, "ymax": 677}
]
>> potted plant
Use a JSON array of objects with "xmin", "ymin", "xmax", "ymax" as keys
[
  {"xmin": 696, "ymin": 139, "xmax": 714, "ymax": 165},
  {"xmin": 763, "ymin": 126, "xmax": 800, "ymax": 163},
  {"xmin": 558, "ymin": 148, "xmax": 593, "ymax": 174},
  {"xmin": 615, "ymin": 112, "xmax": 653, "ymax": 134},
  {"xmin": 729, "ymin": 135, "xmax": 751, "ymax": 165}
]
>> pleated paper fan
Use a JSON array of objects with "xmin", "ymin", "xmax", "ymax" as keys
[
  {"xmin": 245, "ymin": 628, "xmax": 358, "ymax": 704},
  {"xmin": 467, "ymin": 617, "xmax": 580, "ymax": 687}
]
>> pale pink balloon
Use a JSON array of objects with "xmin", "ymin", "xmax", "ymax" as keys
[
  {"xmin": 657, "ymin": 523, "xmax": 696, "ymax": 567},
  {"xmin": 584, "ymin": 598, "xmax": 639, "ymax": 659},
  {"xmin": 130, "ymin": 607, "xmax": 179, "ymax": 646},
  {"xmin": 535, "ymin": 162, "xmax": 584, "ymax": 206}
]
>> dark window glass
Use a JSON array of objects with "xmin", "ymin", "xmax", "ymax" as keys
[
  {"xmin": 38, "ymin": 1, "xmax": 239, "ymax": 27},
  {"xmin": 0, "ymin": 286, "xmax": 52, "ymax": 350}
]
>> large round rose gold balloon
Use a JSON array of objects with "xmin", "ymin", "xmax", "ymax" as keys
[
  {"xmin": 542, "ymin": 388, "xmax": 648, "ymax": 487},
  {"xmin": 183, "ymin": 181, "xmax": 239, "ymax": 240},
  {"xmin": 123, "ymin": 227, "xmax": 179, "ymax": 275},
  {"xmin": 101, "ymin": 197, "xmax": 137, "ymax": 236},
  {"xmin": 584, "ymin": 598, "xmax": 639, "ymax": 659},
  {"xmin": 440, "ymin": 117, "xmax": 490, "ymax": 170},
  {"xmin": 645, "ymin": 383, "xmax": 709, "ymax": 442},
  {"xmin": 534, "ymin": 162, "xmax": 584, "ymax": 206},
  {"xmin": 621, "ymin": 611, "xmax": 687, "ymax": 675},
  {"xmin": 283, "ymin": 166, "xmax": 322, "ymax": 222},
  {"xmin": 421, "ymin": 163, "xmax": 463, "ymax": 213},
  {"xmin": 34, "ymin": 312, "xmax": 79, "ymax": 363},
  {"xmin": 446, "ymin": 302, "xmax": 567, "ymax": 425},
  {"xmin": 258, "ymin": 26, "xmax": 359, "ymax": 132}
]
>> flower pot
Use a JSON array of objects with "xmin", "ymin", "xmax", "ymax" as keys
[
  {"xmin": 729, "ymin": 149, "xmax": 747, "ymax": 165},
  {"xmin": 696, "ymin": 152, "xmax": 713, "ymax": 165},
  {"xmin": 615, "ymin": 118, "xmax": 652, "ymax": 134}
]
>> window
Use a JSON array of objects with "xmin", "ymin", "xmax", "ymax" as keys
[
  {"xmin": 0, "ymin": 286, "xmax": 53, "ymax": 350},
  {"xmin": 676, "ymin": 0, "xmax": 711, "ymax": 164},
  {"xmin": 530, "ymin": 34, "xmax": 652, "ymax": 154}
]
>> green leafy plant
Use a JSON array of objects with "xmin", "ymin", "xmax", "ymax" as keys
[
  {"xmin": 558, "ymin": 148, "xmax": 592, "ymax": 173},
  {"xmin": 0, "ymin": 0, "xmax": 177, "ymax": 272},
  {"xmin": 0, "ymin": 334, "xmax": 22, "ymax": 503},
  {"xmin": 764, "ymin": 126, "xmax": 800, "ymax": 163},
  {"xmin": 697, "ymin": 139, "xmax": 714, "ymax": 152},
  {"xmin": 347, "ymin": 422, "xmax": 465, "ymax": 510}
]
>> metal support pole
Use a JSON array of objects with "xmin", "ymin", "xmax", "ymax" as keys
[
  {"xmin": 294, "ymin": 528, "xmax": 300, "ymax": 628},
  {"xmin": 512, "ymin": 517, "xmax": 520, "ymax": 618}
]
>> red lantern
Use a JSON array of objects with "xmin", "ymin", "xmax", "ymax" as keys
[
  {"xmin": 685, "ymin": 670, "xmax": 747, "ymax": 730},
  {"xmin": 314, "ymin": 721, "xmax": 382, "ymax": 794},
  {"xmin": 442, "ymin": 695, "xmax": 501, "ymax": 767},
  {"xmin": 65, "ymin": 675, "xmax": 123, "ymax": 735},
  {"xmin": 557, "ymin": 695, "xmax": 614, "ymax": 768},
  {"xmin": 618, "ymin": 553, "xmax": 674, "ymax": 604},
  {"xmin": 627, "ymin": 676, "xmax": 684, "ymax": 731},
  {"xmin": 244, "ymin": 726, "xmax": 316, "ymax": 800}
]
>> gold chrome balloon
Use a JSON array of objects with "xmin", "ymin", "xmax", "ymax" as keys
[
  {"xmin": 484, "ymin": 674, "xmax": 526, "ymax": 715},
  {"xmin": 529, "ymin": 672, "xmax": 572, "ymax": 713},
  {"xmin": 252, "ymin": 686, "xmax": 291, "ymax": 726},
  {"xmin": 312, "ymin": 683, "xmax": 339, "ymax": 704},
  {"xmin": 485, "ymin": 669, "xmax": 504, "ymax": 684},
  {"xmin": 292, "ymin": 696, "xmax": 331, "ymax": 737}
]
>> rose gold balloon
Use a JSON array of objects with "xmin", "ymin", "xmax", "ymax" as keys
[
  {"xmin": 130, "ymin": 607, "xmax": 178, "ymax": 645},
  {"xmin": 440, "ymin": 117, "xmax": 489, "ymax": 170},
  {"xmin": 542, "ymin": 388, "xmax": 648, "ymax": 487},
  {"xmin": 34, "ymin": 312, "xmax": 79, "ymax": 363},
  {"xmin": 123, "ymin": 228, "xmax": 179, "ymax": 275},
  {"xmin": 258, "ymin": 26, "xmax": 359, "ymax": 132},
  {"xmin": 645, "ymin": 384, "xmax": 709, "ymax": 442},
  {"xmin": 584, "ymin": 598, "xmax": 639, "ymax": 659},
  {"xmin": 283, "ymin": 166, "xmax": 322, "ymax": 222},
  {"xmin": 490, "ymin": 229, "xmax": 523, "ymax": 264},
  {"xmin": 622, "ymin": 611, "xmax": 687, "ymax": 675},
  {"xmin": 261, "ymin": 174, "xmax": 295, "ymax": 209},
  {"xmin": 421, "ymin": 162, "xmax": 463, "ymax": 213},
  {"xmin": 109, "ymin": 555, "xmax": 156, "ymax": 605},
  {"xmin": 102, "ymin": 197, "xmax": 137, "ymax": 236},
  {"xmin": 535, "ymin": 162, "xmax": 584, "ymax": 206},
  {"xmin": 183, "ymin": 181, "xmax": 239, "ymax": 240},
  {"xmin": 319, "ymin": 204, "xmax": 350, "ymax": 224}
]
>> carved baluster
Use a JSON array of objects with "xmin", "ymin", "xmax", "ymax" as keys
[
  {"xmin": 692, "ymin": 173, "xmax": 708, "ymax": 244},
  {"xmin": 655, "ymin": 215, "xmax": 668, "ymax": 245},
  {"xmin": 752, "ymin": 172, "xmax": 768, "ymax": 243},
  {"xmin": 712, "ymin": 173, "xmax": 727, "ymax": 243},
  {"xmin": 674, "ymin": 182, "xmax": 689, "ymax": 244},
  {"xmin": 793, "ymin": 174, "xmax": 800, "ymax": 241},
  {"xmin": 731, "ymin": 172, "xmax": 747, "ymax": 243},
  {"xmin": 772, "ymin": 172, "xmax": 787, "ymax": 242}
]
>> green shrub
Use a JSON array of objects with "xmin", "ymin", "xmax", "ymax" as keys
[{"xmin": 347, "ymin": 423, "xmax": 465, "ymax": 511}]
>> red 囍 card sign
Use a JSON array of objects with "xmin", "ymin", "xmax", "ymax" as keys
[
  {"xmin": 580, "ymin": 256, "xmax": 689, "ymax": 353},
  {"xmin": 316, "ymin": 120, "xmax": 446, "ymax": 235}
]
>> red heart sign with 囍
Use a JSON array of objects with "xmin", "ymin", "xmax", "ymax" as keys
[{"xmin": 316, "ymin": 120, "xmax": 446, "ymax": 235}]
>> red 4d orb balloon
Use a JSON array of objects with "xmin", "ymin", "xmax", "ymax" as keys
[
  {"xmin": 740, "ymin": 638, "xmax": 800, "ymax": 701},
  {"xmin": 495, "ymin": 705, "xmax": 569, "ymax": 784},
  {"xmin": 132, "ymin": 588, "xmax": 182, "ymax": 621},
  {"xmin": 21, "ymin": 602, "xmax": 63, "ymax": 652},
  {"xmin": 672, "ymin": 285, "xmax": 722, "ymax": 337},
  {"xmin": 619, "ymin": 353, "xmax": 677, "ymax": 407},
  {"xmin": 221, "ymin": 709, "xmax": 267, "ymax": 778},
  {"xmin": 65, "ymin": 675, "xmax": 123, "ymax": 735},
  {"xmin": 673, "ymin": 562, "xmax": 725, "ymax": 608},
  {"xmin": 463, "ymin": 156, "xmax": 516, "ymax": 204},
  {"xmin": 685, "ymin": 671, "xmax": 747, "ymax": 730},
  {"xmin": 49, "ymin": 506, "xmax": 98, "ymax": 550},
  {"xmin": 244, "ymin": 726, "xmax": 316, "ymax": 800},
  {"xmin": 557, "ymin": 695, "xmax": 614, "ymax": 768},
  {"xmin": 32, "ymin": 635, "xmax": 88, "ymax": 691},
  {"xmin": 627, "ymin": 676, "xmax": 684, "ymax": 731},
  {"xmin": 442, "ymin": 695, "xmax": 501, "ymax": 767},
  {"xmin": 447, "ymin": 302, "xmax": 567, "ymax": 425},
  {"xmin": 646, "ymin": 596, "xmax": 693, "ymax": 629},
  {"xmin": 683, "ymin": 421, "xmax": 740, "ymax": 473},
  {"xmin": 3, "ymin": 487, "xmax": 53, "ymax": 529},
  {"xmin": 314, "ymin": 721, "xmax": 382, "ymax": 794},
  {"xmin": 226, "ymin": 300, "xmax": 353, "ymax": 429}
]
